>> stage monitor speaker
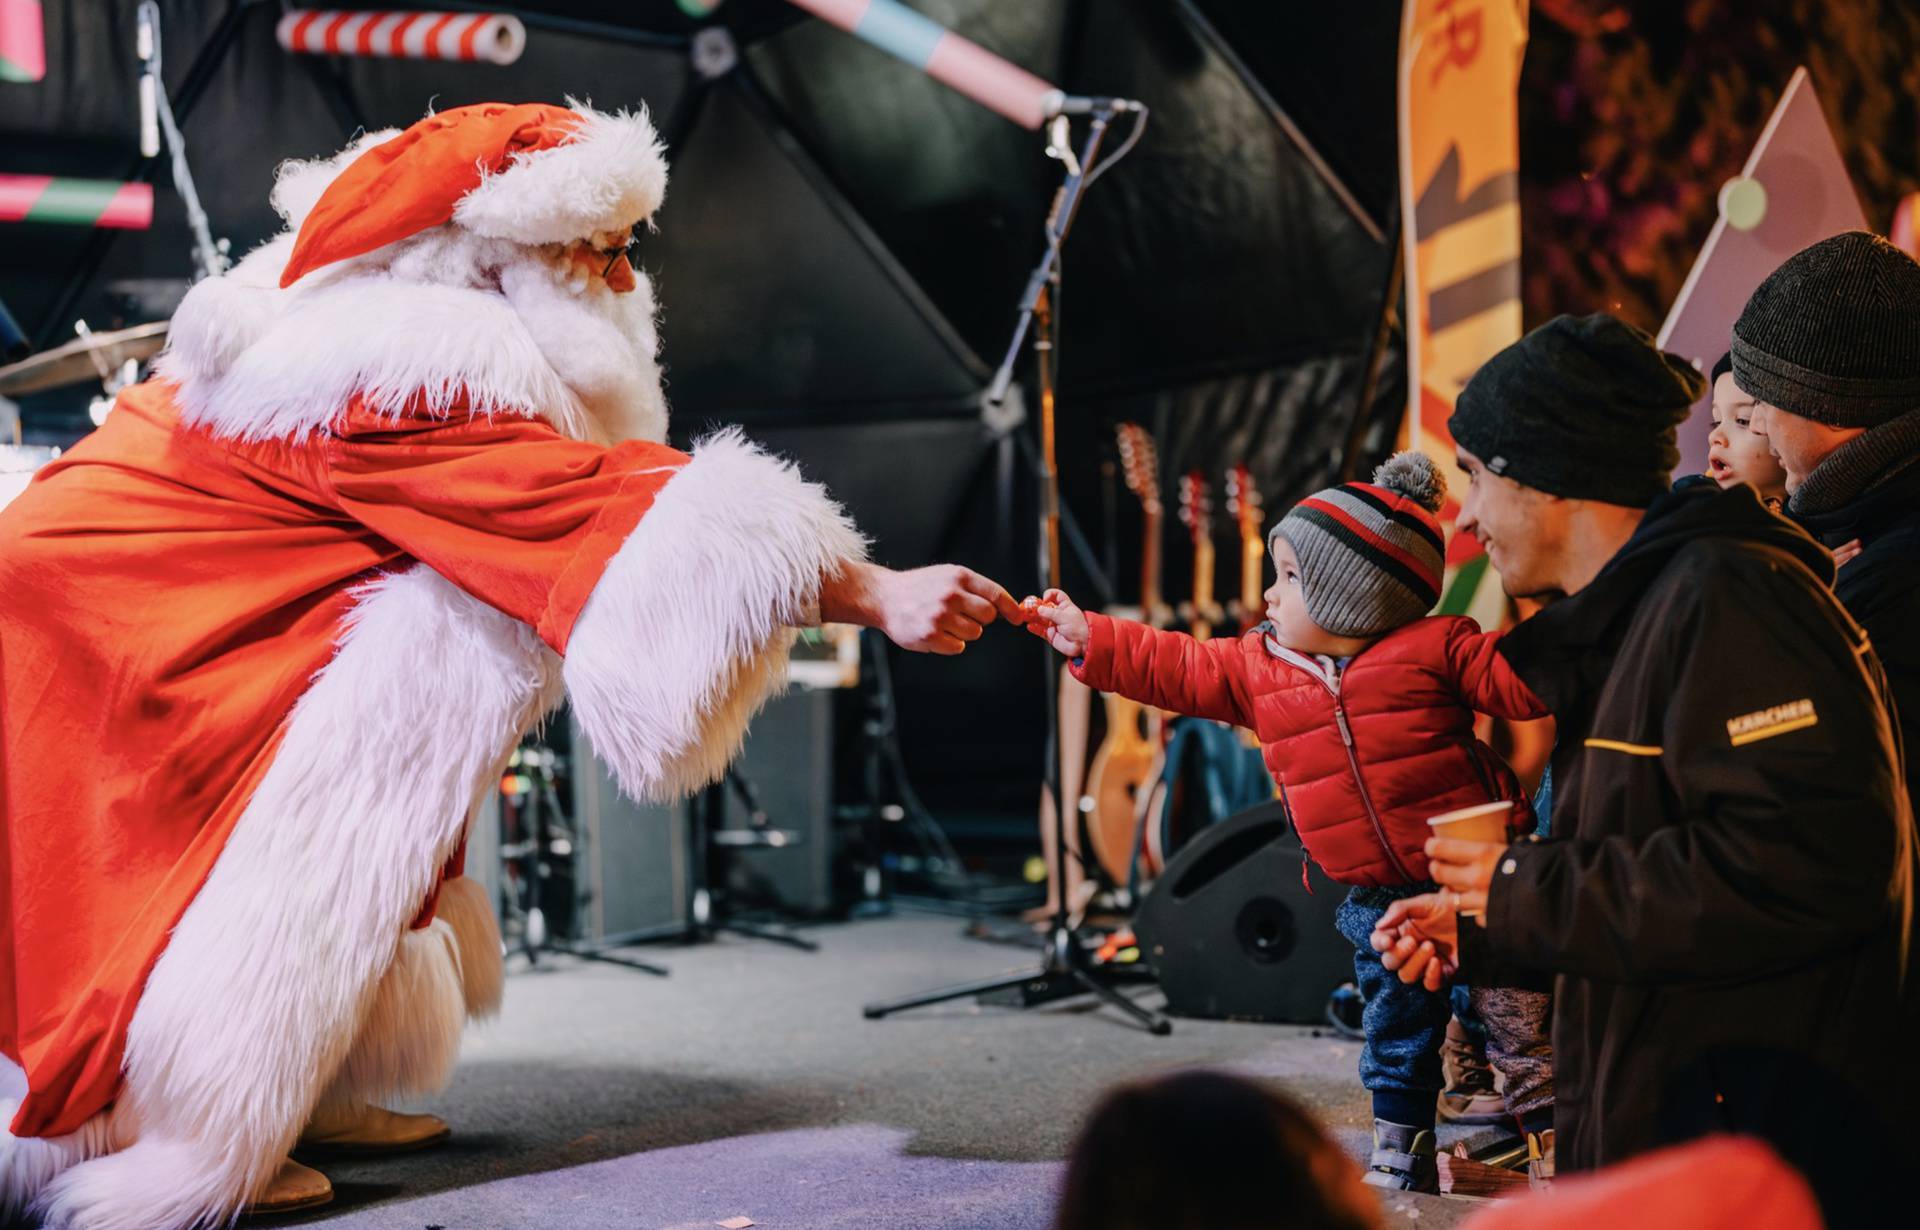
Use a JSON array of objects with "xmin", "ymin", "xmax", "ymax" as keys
[
  {"xmin": 714, "ymin": 686, "xmax": 837, "ymax": 917},
  {"xmin": 569, "ymin": 709, "xmax": 689, "ymax": 940},
  {"xmin": 1134, "ymin": 801, "xmax": 1351, "ymax": 1024}
]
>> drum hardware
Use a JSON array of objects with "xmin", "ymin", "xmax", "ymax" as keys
[
  {"xmin": 0, "ymin": 320, "xmax": 169, "ymax": 400},
  {"xmin": 1, "ymin": 442, "xmax": 60, "ymax": 511},
  {"xmin": 496, "ymin": 738, "xmax": 671, "ymax": 977}
]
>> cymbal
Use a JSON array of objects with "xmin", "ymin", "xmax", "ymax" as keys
[
  {"xmin": 0, "ymin": 321, "xmax": 169, "ymax": 397},
  {"xmin": 2, "ymin": 444, "xmax": 60, "ymax": 512}
]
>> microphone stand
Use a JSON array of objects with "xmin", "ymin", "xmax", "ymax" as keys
[
  {"xmin": 137, "ymin": 2, "xmax": 230, "ymax": 283},
  {"xmin": 863, "ymin": 103, "xmax": 1168, "ymax": 1034}
]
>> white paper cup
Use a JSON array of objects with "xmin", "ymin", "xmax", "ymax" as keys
[
  {"xmin": 1426, "ymin": 801, "xmax": 1515, "ymax": 917},
  {"xmin": 1425, "ymin": 799, "xmax": 1516, "ymax": 845}
]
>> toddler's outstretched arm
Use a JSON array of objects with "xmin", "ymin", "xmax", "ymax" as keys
[
  {"xmin": 1021, "ymin": 589, "xmax": 1254, "ymax": 729},
  {"xmin": 1021, "ymin": 588, "xmax": 1090, "ymax": 658}
]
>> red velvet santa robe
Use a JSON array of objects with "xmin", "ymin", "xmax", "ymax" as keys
[{"xmin": 0, "ymin": 379, "xmax": 688, "ymax": 1138}]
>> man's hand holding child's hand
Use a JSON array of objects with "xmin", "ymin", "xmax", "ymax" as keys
[{"xmin": 1021, "ymin": 588, "xmax": 1091, "ymax": 658}]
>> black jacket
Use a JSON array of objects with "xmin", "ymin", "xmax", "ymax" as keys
[
  {"xmin": 1469, "ymin": 483, "xmax": 1916, "ymax": 1222},
  {"xmin": 1796, "ymin": 455, "xmax": 1920, "ymax": 771}
]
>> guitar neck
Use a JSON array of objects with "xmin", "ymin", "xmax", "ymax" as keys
[
  {"xmin": 1192, "ymin": 537, "xmax": 1218, "ymax": 639},
  {"xmin": 1241, "ymin": 533, "xmax": 1264, "ymax": 620},
  {"xmin": 1142, "ymin": 508, "xmax": 1168, "ymax": 625}
]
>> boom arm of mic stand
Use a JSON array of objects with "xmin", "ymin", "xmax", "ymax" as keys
[{"xmin": 985, "ymin": 107, "xmax": 1120, "ymax": 407}]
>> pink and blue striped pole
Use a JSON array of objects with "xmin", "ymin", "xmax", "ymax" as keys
[
  {"xmin": 780, "ymin": 0, "xmax": 1059, "ymax": 130},
  {"xmin": 0, "ymin": 0, "xmax": 46, "ymax": 83}
]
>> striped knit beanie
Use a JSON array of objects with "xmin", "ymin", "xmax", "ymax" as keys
[{"xmin": 1270, "ymin": 452, "xmax": 1447, "ymax": 639}]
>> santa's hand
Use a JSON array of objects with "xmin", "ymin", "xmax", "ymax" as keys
[
  {"xmin": 1019, "ymin": 589, "xmax": 1090, "ymax": 658},
  {"xmin": 822, "ymin": 562, "xmax": 1023, "ymax": 655}
]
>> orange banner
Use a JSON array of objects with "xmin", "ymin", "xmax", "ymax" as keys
[{"xmin": 1398, "ymin": 0, "xmax": 1529, "ymax": 627}]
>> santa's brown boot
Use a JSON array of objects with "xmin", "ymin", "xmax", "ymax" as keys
[
  {"xmin": 298, "ymin": 1102, "xmax": 451, "ymax": 1156},
  {"xmin": 243, "ymin": 1156, "xmax": 333, "ymax": 1215}
]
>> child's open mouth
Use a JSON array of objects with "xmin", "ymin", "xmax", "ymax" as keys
[{"xmin": 1708, "ymin": 457, "xmax": 1731, "ymax": 479}]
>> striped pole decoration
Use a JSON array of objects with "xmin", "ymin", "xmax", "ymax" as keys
[
  {"xmin": 783, "ymin": 0, "xmax": 1057, "ymax": 130},
  {"xmin": 275, "ymin": 9, "xmax": 526, "ymax": 65},
  {"xmin": 0, "ymin": 175, "xmax": 153, "ymax": 229},
  {"xmin": 0, "ymin": 0, "xmax": 45, "ymax": 82}
]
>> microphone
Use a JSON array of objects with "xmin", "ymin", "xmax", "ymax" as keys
[
  {"xmin": 136, "ymin": 4, "xmax": 160, "ymax": 159},
  {"xmin": 1041, "ymin": 92, "xmax": 1146, "ymax": 117}
]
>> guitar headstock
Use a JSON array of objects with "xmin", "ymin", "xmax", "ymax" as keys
[
  {"xmin": 1178, "ymin": 471, "xmax": 1213, "ymax": 544},
  {"xmin": 1115, "ymin": 423, "xmax": 1162, "ymax": 516},
  {"xmin": 1226, "ymin": 463, "xmax": 1264, "ymax": 541}
]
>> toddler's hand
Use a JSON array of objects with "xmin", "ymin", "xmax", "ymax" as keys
[
  {"xmin": 1020, "ymin": 589, "xmax": 1090, "ymax": 658},
  {"xmin": 1834, "ymin": 538, "xmax": 1862, "ymax": 569}
]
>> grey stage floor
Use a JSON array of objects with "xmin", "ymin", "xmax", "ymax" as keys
[{"xmin": 274, "ymin": 912, "xmax": 1480, "ymax": 1229}]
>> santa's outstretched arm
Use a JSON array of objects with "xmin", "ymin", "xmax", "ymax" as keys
[{"xmin": 561, "ymin": 429, "xmax": 1023, "ymax": 803}]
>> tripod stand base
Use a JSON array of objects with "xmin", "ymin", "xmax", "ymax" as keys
[
  {"xmin": 526, "ymin": 942, "xmax": 671, "ymax": 977},
  {"xmin": 975, "ymin": 968, "xmax": 1103, "ymax": 1010},
  {"xmin": 862, "ymin": 949, "xmax": 1172, "ymax": 1035},
  {"xmin": 713, "ymin": 918, "xmax": 820, "ymax": 952}
]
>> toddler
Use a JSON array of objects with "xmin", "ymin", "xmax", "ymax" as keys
[{"xmin": 1024, "ymin": 452, "xmax": 1554, "ymax": 1191}]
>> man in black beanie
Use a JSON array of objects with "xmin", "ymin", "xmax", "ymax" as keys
[
  {"xmin": 1367, "ymin": 312, "xmax": 1914, "ymax": 1224},
  {"xmin": 1737, "ymin": 230, "xmax": 1920, "ymax": 779}
]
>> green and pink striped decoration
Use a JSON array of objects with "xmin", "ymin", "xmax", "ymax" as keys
[
  {"xmin": 1, "ymin": 0, "xmax": 45, "ymax": 82},
  {"xmin": 0, "ymin": 175, "xmax": 154, "ymax": 229}
]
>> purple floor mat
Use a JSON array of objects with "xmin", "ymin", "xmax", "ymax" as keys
[{"xmin": 309, "ymin": 1123, "xmax": 1061, "ymax": 1230}]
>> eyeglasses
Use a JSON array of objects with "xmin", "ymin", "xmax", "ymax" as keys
[{"xmin": 600, "ymin": 226, "xmax": 644, "ymax": 280}]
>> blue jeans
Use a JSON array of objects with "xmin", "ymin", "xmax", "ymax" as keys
[{"xmin": 1334, "ymin": 885, "xmax": 1453, "ymax": 1119}]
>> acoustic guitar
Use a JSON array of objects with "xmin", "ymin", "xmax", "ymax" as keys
[
  {"xmin": 1137, "ymin": 471, "xmax": 1230, "ymax": 876},
  {"xmin": 1084, "ymin": 423, "xmax": 1170, "ymax": 887},
  {"xmin": 1227, "ymin": 463, "xmax": 1270, "ymax": 753},
  {"xmin": 1227, "ymin": 463, "xmax": 1266, "ymax": 633},
  {"xmin": 1178, "ymin": 471, "xmax": 1228, "ymax": 640}
]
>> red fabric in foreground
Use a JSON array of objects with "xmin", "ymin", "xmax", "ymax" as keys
[
  {"xmin": 1459, "ymin": 1136, "xmax": 1824, "ymax": 1230},
  {"xmin": 0, "ymin": 381, "xmax": 685, "ymax": 1137}
]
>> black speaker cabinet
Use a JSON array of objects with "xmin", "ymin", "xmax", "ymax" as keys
[
  {"xmin": 1134, "ymin": 801, "xmax": 1352, "ymax": 1024},
  {"xmin": 569, "ymin": 709, "xmax": 690, "ymax": 940},
  {"xmin": 714, "ymin": 686, "xmax": 837, "ymax": 917}
]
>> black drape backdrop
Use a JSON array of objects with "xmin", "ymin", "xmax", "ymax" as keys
[{"xmin": 1, "ymin": 0, "xmax": 1404, "ymax": 835}]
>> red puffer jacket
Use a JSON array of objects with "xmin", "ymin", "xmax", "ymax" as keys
[{"xmin": 1072, "ymin": 612, "xmax": 1547, "ymax": 887}]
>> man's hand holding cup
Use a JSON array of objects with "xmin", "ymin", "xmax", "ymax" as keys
[{"xmin": 1368, "ymin": 800, "xmax": 1515, "ymax": 988}]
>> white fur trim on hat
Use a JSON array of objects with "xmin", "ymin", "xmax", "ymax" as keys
[
  {"xmin": 453, "ymin": 103, "xmax": 667, "ymax": 246},
  {"xmin": 270, "ymin": 129, "xmax": 401, "ymax": 230}
]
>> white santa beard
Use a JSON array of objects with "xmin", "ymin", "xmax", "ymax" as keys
[
  {"xmin": 160, "ymin": 225, "xmax": 672, "ymax": 446},
  {"xmin": 499, "ymin": 258, "xmax": 669, "ymax": 446}
]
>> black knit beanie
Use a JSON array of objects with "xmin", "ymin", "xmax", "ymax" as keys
[
  {"xmin": 1731, "ymin": 231, "xmax": 1920, "ymax": 427},
  {"xmin": 1448, "ymin": 313, "xmax": 1704, "ymax": 508}
]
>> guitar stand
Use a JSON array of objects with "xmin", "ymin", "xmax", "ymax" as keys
[{"xmin": 863, "ymin": 102, "xmax": 1168, "ymax": 1035}]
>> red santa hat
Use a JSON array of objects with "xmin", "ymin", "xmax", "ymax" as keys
[{"xmin": 280, "ymin": 101, "xmax": 667, "ymax": 287}]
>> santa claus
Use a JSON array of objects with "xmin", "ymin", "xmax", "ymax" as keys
[{"xmin": 0, "ymin": 102, "xmax": 1020, "ymax": 1228}]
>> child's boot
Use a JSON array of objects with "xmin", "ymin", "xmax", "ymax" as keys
[
  {"xmin": 1526, "ymin": 1127, "xmax": 1555, "ymax": 1189},
  {"xmin": 1364, "ymin": 1119, "xmax": 1439, "ymax": 1193},
  {"xmin": 1437, "ymin": 1016, "xmax": 1507, "ymax": 1124}
]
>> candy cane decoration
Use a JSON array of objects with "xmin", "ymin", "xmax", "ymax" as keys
[
  {"xmin": 0, "ymin": 0, "xmax": 45, "ymax": 82},
  {"xmin": 275, "ymin": 10, "xmax": 526, "ymax": 65},
  {"xmin": 0, "ymin": 175, "xmax": 153, "ymax": 229},
  {"xmin": 781, "ymin": 0, "xmax": 1058, "ymax": 130}
]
